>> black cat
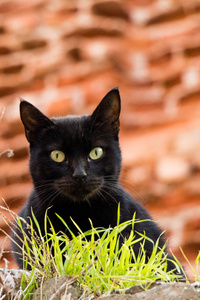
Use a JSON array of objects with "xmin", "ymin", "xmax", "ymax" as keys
[{"xmin": 11, "ymin": 88, "xmax": 181, "ymax": 274}]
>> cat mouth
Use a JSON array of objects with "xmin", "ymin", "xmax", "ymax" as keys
[{"xmin": 54, "ymin": 178, "xmax": 103, "ymax": 201}]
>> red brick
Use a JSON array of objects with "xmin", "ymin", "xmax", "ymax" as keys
[
  {"xmin": 0, "ymin": 159, "xmax": 29, "ymax": 186},
  {"xmin": 0, "ymin": 182, "xmax": 32, "ymax": 207},
  {"xmin": 155, "ymin": 155, "xmax": 190, "ymax": 184},
  {"xmin": 47, "ymin": 97, "xmax": 71, "ymax": 117},
  {"xmin": 1, "ymin": 0, "xmax": 200, "ymax": 271},
  {"xmin": 126, "ymin": 165, "xmax": 151, "ymax": 185},
  {"xmin": 0, "ymin": 134, "xmax": 28, "ymax": 159}
]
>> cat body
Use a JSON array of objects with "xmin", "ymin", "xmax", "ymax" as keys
[{"xmin": 12, "ymin": 88, "xmax": 178, "ymax": 272}]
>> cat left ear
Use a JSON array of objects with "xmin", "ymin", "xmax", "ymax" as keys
[
  {"xmin": 20, "ymin": 99, "xmax": 54, "ymax": 143},
  {"xmin": 91, "ymin": 87, "xmax": 121, "ymax": 133}
]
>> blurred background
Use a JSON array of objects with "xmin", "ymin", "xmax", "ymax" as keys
[{"xmin": 0, "ymin": 0, "xmax": 200, "ymax": 277}]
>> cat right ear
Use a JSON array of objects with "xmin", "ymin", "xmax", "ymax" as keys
[
  {"xmin": 91, "ymin": 87, "xmax": 121, "ymax": 134},
  {"xmin": 20, "ymin": 100, "xmax": 53, "ymax": 143}
]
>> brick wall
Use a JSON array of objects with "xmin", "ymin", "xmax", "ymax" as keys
[{"xmin": 0, "ymin": 0, "xmax": 200, "ymax": 277}]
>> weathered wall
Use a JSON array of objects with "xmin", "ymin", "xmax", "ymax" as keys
[{"xmin": 0, "ymin": 0, "xmax": 200, "ymax": 277}]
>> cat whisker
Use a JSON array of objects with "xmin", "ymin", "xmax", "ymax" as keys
[
  {"xmin": 95, "ymin": 189, "xmax": 108, "ymax": 204},
  {"xmin": 32, "ymin": 189, "xmax": 62, "ymax": 216},
  {"xmin": 98, "ymin": 186, "xmax": 119, "ymax": 205},
  {"xmin": 105, "ymin": 180, "xmax": 144, "ymax": 203}
]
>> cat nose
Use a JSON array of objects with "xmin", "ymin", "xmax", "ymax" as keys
[{"xmin": 72, "ymin": 169, "xmax": 87, "ymax": 183}]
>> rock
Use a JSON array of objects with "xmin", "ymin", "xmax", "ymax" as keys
[
  {"xmin": 0, "ymin": 268, "xmax": 31, "ymax": 299},
  {"xmin": 30, "ymin": 275, "xmax": 82, "ymax": 300},
  {"xmin": 155, "ymin": 156, "xmax": 190, "ymax": 184},
  {"xmin": 1, "ymin": 268, "xmax": 200, "ymax": 300},
  {"xmin": 101, "ymin": 283, "xmax": 200, "ymax": 300}
]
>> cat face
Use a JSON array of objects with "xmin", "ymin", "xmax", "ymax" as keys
[{"xmin": 20, "ymin": 88, "xmax": 122, "ymax": 202}]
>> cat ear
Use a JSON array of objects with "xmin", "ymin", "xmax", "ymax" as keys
[
  {"xmin": 91, "ymin": 87, "xmax": 121, "ymax": 133},
  {"xmin": 20, "ymin": 100, "xmax": 53, "ymax": 143}
]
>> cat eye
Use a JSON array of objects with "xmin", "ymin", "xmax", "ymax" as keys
[
  {"xmin": 50, "ymin": 150, "xmax": 65, "ymax": 163},
  {"xmin": 89, "ymin": 147, "xmax": 103, "ymax": 160}
]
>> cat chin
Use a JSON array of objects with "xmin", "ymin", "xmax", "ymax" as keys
[
  {"xmin": 60, "ymin": 187, "xmax": 101, "ymax": 203},
  {"xmin": 53, "ymin": 185, "xmax": 102, "ymax": 202},
  {"xmin": 53, "ymin": 180, "xmax": 103, "ymax": 203}
]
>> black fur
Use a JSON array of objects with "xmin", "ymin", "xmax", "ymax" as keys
[{"xmin": 12, "ymin": 88, "xmax": 181, "ymax": 273}]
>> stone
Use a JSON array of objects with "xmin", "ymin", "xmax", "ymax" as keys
[
  {"xmin": 101, "ymin": 283, "xmax": 200, "ymax": 300},
  {"xmin": 0, "ymin": 268, "xmax": 31, "ymax": 300},
  {"xmin": 31, "ymin": 275, "xmax": 81, "ymax": 300}
]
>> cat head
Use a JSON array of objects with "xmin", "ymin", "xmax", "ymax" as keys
[{"xmin": 20, "ymin": 88, "xmax": 122, "ymax": 202}]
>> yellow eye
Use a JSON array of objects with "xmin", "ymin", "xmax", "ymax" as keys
[
  {"xmin": 50, "ymin": 150, "xmax": 65, "ymax": 163},
  {"xmin": 89, "ymin": 147, "xmax": 103, "ymax": 160}
]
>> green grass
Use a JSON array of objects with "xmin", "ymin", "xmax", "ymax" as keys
[
  {"xmin": 0, "ymin": 205, "xmax": 194, "ymax": 299},
  {"xmin": 180, "ymin": 248, "xmax": 200, "ymax": 282},
  {"xmin": 9, "ymin": 208, "xmax": 186, "ymax": 299}
]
